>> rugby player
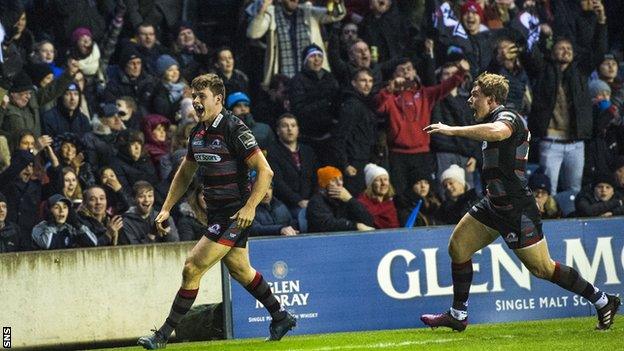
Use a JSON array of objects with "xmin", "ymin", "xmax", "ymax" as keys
[
  {"xmin": 138, "ymin": 74, "xmax": 296, "ymax": 349},
  {"xmin": 421, "ymin": 73, "xmax": 620, "ymax": 331}
]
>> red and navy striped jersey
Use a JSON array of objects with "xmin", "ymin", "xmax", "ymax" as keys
[
  {"xmin": 186, "ymin": 109, "xmax": 261, "ymax": 212},
  {"xmin": 481, "ymin": 106, "xmax": 533, "ymax": 210}
]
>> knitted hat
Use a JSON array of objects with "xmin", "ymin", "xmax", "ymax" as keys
[
  {"xmin": 601, "ymin": 53, "xmax": 617, "ymax": 64},
  {"xmin": 47, "ymin": 194, "xmax": 72, "ymax": 209},
  {"xmin": 25, "ymin": 63, "xmax": 53, "ymax": 86},
  {"xmin": 226, "ymin": 91, "xmax": 251, "ymax": 109},
  {"xmin": 317, "ymin": 166, "xmax": 342, "ymax": 188},
  {"xmin": 460, "ymin": 1, "xmax": 484, "ymax": 22},
  {"xmin": 440, "ymin": 164, "xmax": 466, "ymax": 186},
  {"xmin": 156, "ymin": 54, "xmax": 179, "ymax": 77},
  {"xmin": 588, "ymin": 79, "xmax": 611, "ymax": 98},
  {"xmin": 302, "ymin": 44, "xmax": 324, "ymax": 64},
  {"xmin": 410, "ymin": 169, "xmax": 433, "ymax": 185},
  {"xmin": 119, "ymin": 45, "xmax": 141, "ymax": 68},
  {"xmin": 71, "ymin": 27, "xmax": 92, "ymax": 44},
  {"xmin": 101, "ymin": 103, "xmax": 118, "ymax": 118},
  {"xmin": 593, "ymin": 173, "xmax": 615, "ymax": 188},
  {"xmin": 528, "ymin": 172, "xmax": 552, "ymax": 194},
  {"xmin": 364, "ymin": 163, "xmax": 389, "ymax": 188},
  {"xmin": 9, "ymin": 150, "xmax": 35, "ymax": 173},
  {"xmin": 9, "ymin": 70, "xmax": 33, "ymax": 93}
]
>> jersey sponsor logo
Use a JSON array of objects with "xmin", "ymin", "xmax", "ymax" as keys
[
  {"xmin": 505, "ymin": 232, "xmax": 518, "ymax": 243},
  {"xmin": 210, "ymin": 139, "xmax": 223, "ymax": 150},
  {"xmin": 192, "ymin": 139, "xmax": 204, "ymax": 146},
  {"xmin": 208, "ymin": 223, "xmax": 221, "ymax": 235},
  {"xmin": 238, "ymin": 131, "xmax": 258, "ymax": 150},
  {"xmin": 194, "ymin": 153, "xmax": 222, "ymax": 162},
  {"xmin": 212, "ymin": 113, "xmax": 224, "ymax": 128}
]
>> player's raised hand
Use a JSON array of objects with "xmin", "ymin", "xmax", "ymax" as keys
[
  {"xmin": 423, "ymin": 122, "xmax": 455, "ymax": 136},
  {"xmin": 230, "ymin": 205, "xmax": 256, "ymax": 229}
]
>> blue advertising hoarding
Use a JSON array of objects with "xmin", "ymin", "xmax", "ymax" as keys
[{"xmin": 227, "ymin": 218, "xmax": 624, "ymax": 338}]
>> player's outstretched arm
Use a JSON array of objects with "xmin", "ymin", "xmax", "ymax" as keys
[
  {"xmin": 230, "ymin": 151, "xmax": 274, "ymax": 229},
  {"xmin": 424, "ymin": 121, "xmax": 512, "ymax": 142},
  {"xmin": 161, "ymin": 158, "xmax": 199, "ymax": 213}
]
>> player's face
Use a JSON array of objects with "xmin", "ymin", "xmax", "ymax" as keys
[
  {"xmin": 594, "ymin": 183, "xmax": 614, "ymax": 202},
  {"xmin": 372, "ymin": 174, "xmax": 390, "ymax": 196},
  {"xmin": 192, "ymin": 88, "xmax": 223, "ymax": 122},
  {"xmin": 51, "ymin": 201, "xmax": 69, "ymax": 225},
  {"xmin": 413, "ymin": 179, "xmax": 430, "ymax": 197},
  {"xmin": 135, "ymin": 190, "xmax": 155, "ymax": 215},
  {"xmin": 468, "ymin": 85, "xmax": 491, "ymax": 121},
  {"xmin": 443, "ymin": 178, "xmax": 465, "ymax": 199},
  {"xmin": 277, "ymin": 117, "xmax": 299, "ymax": 143}
]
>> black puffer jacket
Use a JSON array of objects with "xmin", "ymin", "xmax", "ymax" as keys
[
  {"xmin": 332, "ymin": 88, "xmax": 378, "ymax": 169},
  {"xmin": 289, "ymin": 68, "xmax": 340, "ymax": 139},
  {"xmin": 306, "ymin": 192, "xmax": 373, "ymax": 233},
  {"xmin": 0, "ymin": 222, "xmax": 21, "ymax": 253},
  {"xmin": 430, "ymin": 94, "xmax": 481, "ymax": 159}
]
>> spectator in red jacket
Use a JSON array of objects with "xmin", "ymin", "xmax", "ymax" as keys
[
  {"xmin": 376, "ymin": 58, "xmax": 469, "ymax": 193},
  {"xmin": 357, "ymin": 163, "xmax": 399, "ymax": 229}
]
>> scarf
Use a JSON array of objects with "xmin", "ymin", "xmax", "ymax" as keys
[
  {"xmin": 274, "ymin": 5, "xmax": 311, "ymax": 78},
  {"xmin": 164, "ymin": 81, "xmax": 186, "ymax": 103},
  {"xmin": 78, "ymin": 43, "xmax": 101, "ymax": 76}
]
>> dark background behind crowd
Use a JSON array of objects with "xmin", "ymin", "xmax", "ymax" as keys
[{"xmin": 1, "ymin": 0, "xmax": 623, "ymax": 253}]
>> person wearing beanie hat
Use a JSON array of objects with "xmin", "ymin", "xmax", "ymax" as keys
[
  {"xmin": 152, "ymin": 54, "xmax": 187, "ymax": 122},
  {"xmin": 41, "ymin": 82, "xmax": 91, "ymax": 137},
  {"xmin": 0, "ymin": 190, "xmax": 21, "ymax": 253},
  {"xmin": 438, "ymin": 163, "xmax": 479, "ymax": 224},
  {"xmin": 460, "ymin": 1, "xmax": 485, "ymax": 24},
  {"xmin": 102, "ymin": 44, "xmax": 156, "ymax": 110},
  {"xmin": 528, "ymin": 172, "xmax": 561, "ymax": 219},
  {"xmin": 357, "ymin": 164, "xmax": 399, "ymax": 229},
  {"xmin": 302, "ymin": 44, "xmax": 325, "ymax": 73},
  {"xmin": 589, "ymin": 79, "xmax": 611, "ymax": 100},
  {"xmin": 0, "ymin": 149, "xmax": 42, "ymax": 242},
  {"xmin": 227, "ymin": 91, "xmax": 252, "ymax": 109},
  {"xmin": 71, "ymin": 27, "xmax": 92, "ymax": 45},
  {"xmin": 422, "ymin": 72, "xmax": 621, "ymax": 332},
  {"xmin": 575, "ymin": 173, "xmax": 624, "ymax": 218},
  {"xmin": 32, "ymin": 193, "xmax": 98, "ymax": 249},
  {"xmin": 307, "ymin": 166, "xmax": 374, "ymax": 233},
  {"xmin": 394, "ymin": 169, "xmax": 442, "ymax": 226}
]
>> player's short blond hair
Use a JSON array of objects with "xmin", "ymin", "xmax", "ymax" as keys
[
  {"xmin": 475, "ymin": 72, "xmax": 509, "ymax": 104},
  {"xmin": 191, "ymin": 73, "xmax": 225, "ymax": 99}
]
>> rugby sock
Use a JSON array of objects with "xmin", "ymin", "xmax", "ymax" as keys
[
  {"xmin": 246, "ymin": 271, "xmax": 287, "ymax": 322},
  {"xmin": 451, "ymin": 259, "xmax": 473, "ymax": 319},
  {"xmin": 158, "ymin": 288, "xmax": 199, "ymax": 339},
  {"xmin": 550, "ymin": 262, "xmax": 607, "ymax": 309}
]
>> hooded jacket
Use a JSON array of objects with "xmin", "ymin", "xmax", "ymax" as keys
[
  {"xmin": 41, "ymin": 93, "xmax": 92, "ymax": 137},
  {"xmin": 119, "ymin": 206, "xmax": 179, "ymax": 245},
  {"xmin": 142, "ymin": 114, "xmax": 171, "ymax": 170}
]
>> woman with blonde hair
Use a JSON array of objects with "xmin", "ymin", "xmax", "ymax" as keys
[{"xmin": 357, "ymin": 164, "xmax": 399, "ymax": 229}]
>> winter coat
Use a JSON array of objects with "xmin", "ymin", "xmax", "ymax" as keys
[
  {"xmin": 102, "ymin": 68, "xmax": 156, "ymax": 109},
  {"xmin": 76, "ymin": 208, "xmax": 113, "ymax": 246},
  {"xmin": 394, "ymin": 190, "xmax": 441, "ymax": 227},
  {"xmin": 357, "ymin": 193, "xmax": 399, "ymax": 229},
  {"xmin": 289, "ymin": 68, "xmax": 340, "ymax": 139},
  {"xmin": 0, "ymin": 222, "xmax": 21, "ymax": 253},
  {"xmin": 376, "ymin": 70, "xmax": 465, "ymax": 154},
  {"xmin": 2, "ymin": 70, "xmax": 74, "ymax": 139},
  {"xmin": 524, "ymin": 23, "xmax": 608, "ymax": 140},
  {"xmin": 151, "ymin": 82, "xmax": 184, "ymax": 123},
  {"xmin": 119, "ymin": 206, "xmax": 179, "ymax": 245},
  {"xmin": 306, "ymin": 192, "xmax": 373, "ymax": 233},
  {"xmin": 0, "ymin": 178, "xmax": 42, "ymax": 243},
  {"xmin": 176, "ymin": 201, "xmax": 205, "ymax": 242},
  {"xmin": 430, "ymin": 93, "xmax": 481, "ymax": 158},
  {"xmin": 32, "ymin": 220, "xmax": 98, "ymax": 250},
  {"xmin": 267, "ymin": 142, "xmax": 318, "ymax": 208},
  {"xmin": 111, "ymin": 150, "xmax": 160, "ymax": 190},
  {"xmin": 142, "ymin": 114, "xmax": 171, "ymax": 171},
  {"xmin": 575, "ymin": 188, "xmax": 624, "ymax": 217},
  {"xmin": 359, "ymin": 5, "xmax": 410, "ymax": 62},
  {"xmin": 82, "ymin": 130, "xmax": 119, "ymax": 171},
  {"xmin": 216, "ymin": 69, "xmax": 250, "ymax": 96},
  {"xmin": 251, "ymin": 198, "xmax": 295, "ymax": 236},
  {"xmin": 245, "ymin": 1, "xmax": 345, "ymax": 87},
  {"xmin": 333, "ymin": 89, "xmax": 378, "ymax": 169},
  {"xmin": 41, "ymin": 104, "xmax": 92, "ymax": 138},
  {"xmin": 439, "ymin": 188, "xmax": 480, "ymax": 224}
]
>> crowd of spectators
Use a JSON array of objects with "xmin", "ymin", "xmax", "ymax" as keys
[{"xmin": 1, "ymin": 0, "xmax": 623, "ymax": 253}]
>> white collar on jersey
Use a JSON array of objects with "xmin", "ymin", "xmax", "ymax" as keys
[{"xmin": 206, "ymin": 113, "xmax": 224, "ymax": 129}]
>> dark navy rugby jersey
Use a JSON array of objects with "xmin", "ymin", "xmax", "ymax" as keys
[
  {"xmin": 481, "ymin": 106, "xmax": 533, "ymax": 210},
  {"xmin": 186, "ymin": 109, "xmax": 261, "ymax": 212}
]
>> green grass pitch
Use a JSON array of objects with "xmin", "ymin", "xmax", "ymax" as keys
[{"xmin": 105, "ymin": 316, "xmax": 622, "ymax": 350}]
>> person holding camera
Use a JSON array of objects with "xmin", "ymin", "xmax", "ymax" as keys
[{"xmin": 119, "ymin": 180, "xmax": 178, "ymax": 245}]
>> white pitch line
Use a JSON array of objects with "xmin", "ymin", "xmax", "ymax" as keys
[{"xmin": 286, "ymin": 338, "xmax": 465, "ymax": 351}]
